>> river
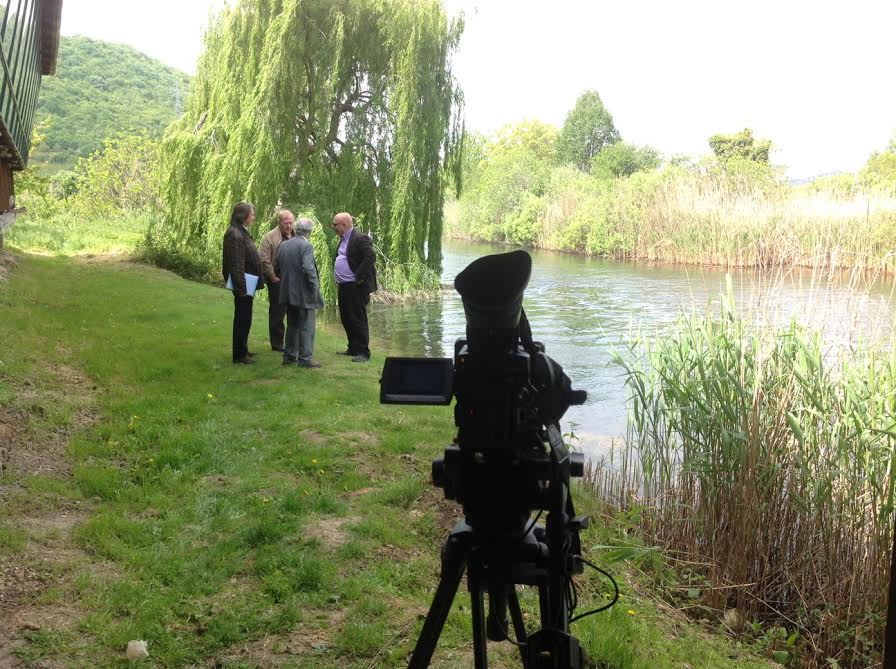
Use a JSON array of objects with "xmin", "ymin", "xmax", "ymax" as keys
[{"xmin": 325, "ymin": 240, "xmax": 896, "ymax": 461}]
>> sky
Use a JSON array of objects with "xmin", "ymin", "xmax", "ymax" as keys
[{"xmin": 60, "ymin": 0, "xmax": 896, "ymax": 179}]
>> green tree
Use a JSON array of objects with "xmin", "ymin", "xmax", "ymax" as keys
[
  {"xmin": 160, "ymin": 0, "xmax": 463, "ymax": 292},
  {"xmin": 494, "ymin": 119, "xmax": 558, "ymax": 163},
  {"xmin": 556, "ymin": 90, "xmax": 620, "ymax": 171},
  {"xmin": 455, "ymin": 130, "xmax": 489, "ymax": 198},
  {"xmin": 860, "ymin": 135, "xmax": 896, "ymax": 190},
  {"xmin": 32, "ymin": 36, "xmax": 191, "ymax": 171},
  {"xmin": 591, "ymin": 141, "xmax": 660, "ymax": 180},
  {"xmin": 708, "ymin": 128, "xmax": 772, "ymax": 163},
  {"xmin": 71, "ymin": 134, "xmax": 161, "ymax": 218},
  {"xmin": 457, "ymin": 120, "xmax": 558, "ymax": 244},
  {"xmin": 15, "ymin": 122, "xmax": 62, "ymax": 217}
]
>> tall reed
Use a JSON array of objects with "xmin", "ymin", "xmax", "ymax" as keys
[
  {"xmin": 593, "ymin": 279, "xmax": 896, "ymax": 667},
  {"xmin": 451, "ymin": 160, "xmax": 896, "ymax": 275},
  {"xmin": 637, "ymin": 166, "xmax": 896, "ymax": 274}
]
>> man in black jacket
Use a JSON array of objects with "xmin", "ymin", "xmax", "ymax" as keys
[
  {"xmin": 331, "ymin": 212, "xmax": 377, "ymax": 362},
  {"xmin": 222, "ymin": 202, "xmax": 263, "ymax": 364}
]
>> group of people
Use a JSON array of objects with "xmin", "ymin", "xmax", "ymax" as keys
[{"xmin": 221, "ymin": 203, "xmax": 377, "ymax": 368}]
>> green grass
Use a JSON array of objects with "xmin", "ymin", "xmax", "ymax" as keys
[
  {"xmin": 0, "ymin": 250, "xmax": 779, "ymax": 668},
  {"xmin": 5, "ymin": 211, "xmax": 151, "ymax": 255}
]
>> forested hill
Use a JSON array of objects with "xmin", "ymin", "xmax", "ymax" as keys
[{"xmin": 32, "ymin": 35, "xmax": 190, "ymax": 171}]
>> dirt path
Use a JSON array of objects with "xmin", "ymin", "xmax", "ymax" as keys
[{"xmin": 0, "ymin": 363, "xmax": 99, "ymax": 667}]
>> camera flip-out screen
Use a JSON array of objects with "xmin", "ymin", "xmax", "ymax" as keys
[{"xmin": 380, "ymin": 357, "xmax": 454, "ymax": 405}]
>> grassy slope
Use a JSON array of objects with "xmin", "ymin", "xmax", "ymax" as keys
[
  {"xmin": 5, "ymin": 214, "xmax": 151, "ymax": 256},
  {"xmin": 0, "ymin": 252, "xmax": 778, "ymax": 668}
]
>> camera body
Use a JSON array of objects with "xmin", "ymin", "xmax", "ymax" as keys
[{"xmin": 379, "ymin": 250, "xmax": 586, "ymax": 532}]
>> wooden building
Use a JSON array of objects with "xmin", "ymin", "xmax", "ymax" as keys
[{"xmin": 0, "ymin": 0, "xmax": 63, "ymax": 243}]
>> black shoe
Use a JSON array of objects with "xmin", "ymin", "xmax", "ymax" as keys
[
  {"xmin": 298, "ymin": 360, "xmax": 323, "ymax": 368},
  {"xmin": 282, "ymin": 356, "xmax": 298, "ymax": 366},
  {"xmin": 336, "ymin": 349, "xmax": 352, "ymax": 356},
  {"xmin": 351, "ymin": 355, "xmax": 370, "ymax": 363},
  {"xmin": 272, "ymin": 345, "xmax": 285, "ymax": 352},
  {"xmin": 233, "ymin": 356, "xmax": 256, "ymax": 365}
]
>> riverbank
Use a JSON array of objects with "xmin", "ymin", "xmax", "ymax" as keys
[
  {"xmin": 0, "ymin": 250, "xmax": 780, "ymax": 667},
  {"xmin": 447, "ymin": 162, "xmax": 896, "ymax": 276}
]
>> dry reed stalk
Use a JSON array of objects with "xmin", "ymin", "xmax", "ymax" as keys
[{"xmin": 592, "ymin": 275, "xmax": 896, "ymax": 668}]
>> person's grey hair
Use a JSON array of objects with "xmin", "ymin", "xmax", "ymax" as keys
[{"xmin": 296, "ymin": 217, "xmax": 314, "ymax": 236}]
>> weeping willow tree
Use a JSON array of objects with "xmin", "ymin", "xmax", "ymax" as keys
[{"xmin": 159, "ymin": 0, "xmax": 464, "ymax": 296}]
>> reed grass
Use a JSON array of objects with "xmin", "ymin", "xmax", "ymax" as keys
[
  {"xmin": 451, "ymin": 160, "xmax": 896, "ymax": 275},
  {"xmin": 634, "ymin": 169, "xmax": 896, "ymax": 274},
  {"xmin": 588, "ymin": 278, "xmax": 896, "ymax": 668}
]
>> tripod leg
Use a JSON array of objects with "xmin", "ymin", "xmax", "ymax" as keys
[
  {"xmin": 470, "ymin": 577, "xmax": 489, "ymax": 669},
  {"xmin": 408, "ymin": 530, "xmax": 470, "ymax": 669},
  {"xmin": 537, "ymin": 583, "xmax": 550, "ymax": 628},
  {"xmin": 507, "ymin": 587, "xmax": 529, "ymax": 669}
]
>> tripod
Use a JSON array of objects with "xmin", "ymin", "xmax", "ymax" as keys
[{"xmin": 408, "ymin": 506, "xmax": 587, "ymax": 668}]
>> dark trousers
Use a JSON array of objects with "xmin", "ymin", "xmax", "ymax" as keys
[
  {"xmin": 267, "ymin": 280, "xmax": 287, "ymax": 349},
  {"xmin": 232, "ymin": 294, "xmax": 254, "ymax": 361},
  {"xmin": 338, "ymin": 282, "xmax": 370, "ymax": 358}
]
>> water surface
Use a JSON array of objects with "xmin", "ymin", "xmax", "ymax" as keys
[{"xmin": 325, "ymin": 240, "xmax": 896, "ymax": 460}]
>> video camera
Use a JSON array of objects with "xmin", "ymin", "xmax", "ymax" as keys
[
  {"xmin": 381, "ymin": 249, "xmax": 587, "ymax": 526},
  {"xmin": 380, "ymin": 250, "xmax": 593, "ymax": 668}
]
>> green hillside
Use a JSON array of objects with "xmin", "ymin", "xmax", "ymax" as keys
[{"xmin": 31, "ymin": 35, "xmax": 190, "ymax": 171}]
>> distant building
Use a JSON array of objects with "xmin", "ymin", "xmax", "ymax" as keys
[{"xmin": 0, "ymin": 0, "xmax": 63, "ymax": 245}]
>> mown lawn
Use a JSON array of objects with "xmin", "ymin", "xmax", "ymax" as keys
[{"xmin": 0, "ymin": 250, "xmax": 778, "ymax": 668}]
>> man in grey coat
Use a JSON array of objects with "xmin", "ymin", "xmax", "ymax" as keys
[{"xmin": 277, "ymin": 218, "xmax": 325, "ymax": 368}]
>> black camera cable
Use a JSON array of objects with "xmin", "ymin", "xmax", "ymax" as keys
[{"xmin": 568, "ymin": 557, "xmax": 620, "ymax": 623}]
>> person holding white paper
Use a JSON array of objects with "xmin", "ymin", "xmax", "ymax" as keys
[{"xmin": 222, "ymin": 202, "xmax": 263, "ymax": 364}]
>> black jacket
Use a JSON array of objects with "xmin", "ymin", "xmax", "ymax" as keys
[
  {"xmin": 222, "ymin": 222, "xmax": 263, "ymax": 297},
  {"xmin": 346, "ymin": 228, "xmax": 378, "ymax": 295}
]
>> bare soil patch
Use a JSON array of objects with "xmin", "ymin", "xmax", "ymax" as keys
[
  {"xmin": 208, "ymin": 608, "xmax": 349, "ymax": 668},
  {"xmin": 341, "ymin": 430, "xmax": 380, "ymax": 447},
  {"xmin": 306, "ymin": 515, "xmax": 360, "ymax": 549},
  {"xmin": 0, "ymin": 511, "xmax": 90, "ymax": 669},
  {"xmin": 0, "ymin": 408, "xmax": 20, "ymax": 473},
  {"xmin": 420, "ymin": 484, "xmax": 463, "ymax": 535},
  {"xmin": 0, "ymin": 249, "xmax": 17, "ymax": 284},
  {"xmin": 1, "ymin": 365, "xmax": 99, "ymax": 480},
  {"xmin": 343, "ymin": 486, "xmax": 374, "ymax": 500},
  {"xmin": 297, "ymin": 429, "xmax": 328, "ymax": 446},
  {"xmin": 80, "ymin": 252, "xmax": 130, "ymax": 264},
  {"xmin": 0, "ymin": 362, "xmax": 99, "ymax": 665}
]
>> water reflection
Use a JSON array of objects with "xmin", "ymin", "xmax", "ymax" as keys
[{"xmin": 324, "ymin": 240, "xmax": 896, "ymax": 455}]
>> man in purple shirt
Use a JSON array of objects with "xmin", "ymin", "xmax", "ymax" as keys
[{"xmin": 332, "ymin": 212, "xmax": 377, "ymax": 362}]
